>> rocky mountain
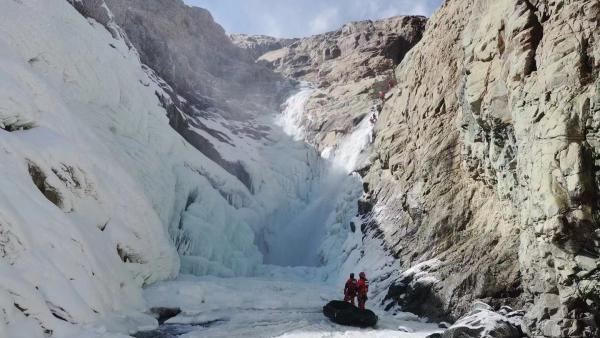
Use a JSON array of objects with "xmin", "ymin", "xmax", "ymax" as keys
[
  {"xmin": 104, "ymin": 0, "xmax": 291, "ymax": 120},
  {"xmin": 230, "ymin": 34, "xmax": 298, "ymax": 60},
  {"xmin": 253, "ymin": 16, "xmax": 427, "ymax": 154},
  {"xmin": 241, "ymin": 0, "xmax": 600, "ymax": 337}
]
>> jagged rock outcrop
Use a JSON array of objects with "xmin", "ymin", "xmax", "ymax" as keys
[
  {"xmin": 359, "ymin": 0, "xmax": 600, "ymax": 337},
  {"xmin": 255, "ymin": 16, "xmax": 427, "ymax": 152},
  {"xmin": 230, "ymin": 34, "xmax": 298, "ymax": 60}
]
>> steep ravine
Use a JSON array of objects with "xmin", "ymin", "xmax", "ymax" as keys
[{"xmin": 2, "ymin": 0, "xmax": 599, "ymax": 337}]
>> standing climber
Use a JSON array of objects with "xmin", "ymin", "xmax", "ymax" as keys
[
  {"xmin": 357, "ymin": 272, "xmax": 369, "ymax": 310},
  {"xmin": 343, "ymin": 273, "xmax": 358, "ymax": 305}
]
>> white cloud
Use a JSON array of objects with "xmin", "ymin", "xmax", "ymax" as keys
[
  {"xmin": 185, "ymin": 0, "xmax": 442, "ymax": 37},
  {"xmin": 308, "ymin": 7, "xmax": 340, "ymax": 35}
]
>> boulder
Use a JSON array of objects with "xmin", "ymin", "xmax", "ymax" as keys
[
  {"xmin": 439, "ymin": 304, "xmax": 524, "ymax": 338},
  {"xmin": 323, "ymin": 300, "xmax": 378, "ymax": 328}
]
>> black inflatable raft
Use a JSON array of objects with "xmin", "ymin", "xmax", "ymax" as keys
[{"xmin": 323, "ymin": 300, "xmax": 378, "ymax": 327}]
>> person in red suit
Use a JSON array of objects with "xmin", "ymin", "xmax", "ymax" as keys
[
  {"xmin": 357, "ymin": 272, "xmax": 369, "ymax": 310},
  {"xmin": 343, "ymin": 273, "xmax": 358, "ymax": 305}
]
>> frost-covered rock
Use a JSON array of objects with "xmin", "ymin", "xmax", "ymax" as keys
[
  {"xmin": 230, "ymin": 34, "xmax": 298, "ymax": 60},
  {"xmin": 439, "ymin": 303, "xmax": 524, "ymax": 338}
]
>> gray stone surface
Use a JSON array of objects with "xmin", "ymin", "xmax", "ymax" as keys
[{"xmin": 104, "ymin": 0, "xmax": 291, "ymax": 120}]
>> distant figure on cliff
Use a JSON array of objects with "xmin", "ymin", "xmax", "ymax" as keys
[
  {"xmin": 343, "ymin": 273, "xmax": 358, "ymax": 305},
  {"xmin": 357, "ymin": 272, "xmax": 369, "ymax": 310}
]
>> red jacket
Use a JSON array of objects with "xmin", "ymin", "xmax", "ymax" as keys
[
  {"xmin": 357, "ymin": 278, "xmax": 369, "ymax": 297},
  {"xmin": 344, "ymin": 278, "xmax": 358, "ymax": 296}
]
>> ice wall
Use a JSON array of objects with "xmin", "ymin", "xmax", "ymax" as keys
[
  {"xmin": 260, "ymin": 86, "xmax": 380, "ymax": 270},
  {"xmin": 0, "ymin": 0, "xmax": 263, "ymax": 335}
]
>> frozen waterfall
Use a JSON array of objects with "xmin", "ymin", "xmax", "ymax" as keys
[{"xmin": 261, "ymin": 85, "xmax": 377, "ymax": 268}]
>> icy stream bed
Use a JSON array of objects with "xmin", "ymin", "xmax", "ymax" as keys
[{"xmin": 132, "ymin": 274, "xmax": 441, "ymax": 338}]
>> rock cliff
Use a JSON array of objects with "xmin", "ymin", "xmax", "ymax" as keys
[
  {"xmin": 366, "ymin": 0, "xmax": 600, "ymax": 336},
  {"xmin": 100, "ymin": 0, "xmax": 296, "ymax": 190}
]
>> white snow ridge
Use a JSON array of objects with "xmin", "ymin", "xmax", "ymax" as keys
[{"xmin": 0, "ymin": 1, "xmax": 442, "ymax": 338}]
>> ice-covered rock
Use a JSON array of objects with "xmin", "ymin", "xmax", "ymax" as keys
[
  {"xmin": 230, "ymin": 34, "xmax": 298, "ymax": 60},
  {"xmin": 438, "ymin": 303, "xmax": 524, "ymax": 338},
  {"xmin": 0, "ymin": 0, "xmax": 297, "ymax": 335}
]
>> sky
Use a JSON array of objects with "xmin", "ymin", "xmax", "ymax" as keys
[{"xmin": 184, "ymin": 0, "xmax": 443, "ymax": 38}]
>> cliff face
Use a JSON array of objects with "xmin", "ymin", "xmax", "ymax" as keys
[
  {"xmin": 364, "ymin": 0, "xmax": 521, "ymax": 323},
  {"xmin": 246, "ymin": 1, "xmax": 600, "ymax": 336},
  {"xmin": 98, "ymin": 0, "xmax": 298, "ymax": 191},
  {"xmin": 365, "ymin": 0, "xmax": 600, "ymax": 336}
]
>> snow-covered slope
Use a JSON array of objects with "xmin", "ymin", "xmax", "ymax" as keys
[{"xmin": 0, "ymin": 0, "xmax": 273, "ymax": 336}]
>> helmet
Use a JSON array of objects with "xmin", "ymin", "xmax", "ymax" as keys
[
  {"xmin": 350, "ymin": 273, "xmax": 355, "ymax": 278},
  {"xmin": 359, "ymin": 272, "xmax": 366, "ymax": 279}
]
